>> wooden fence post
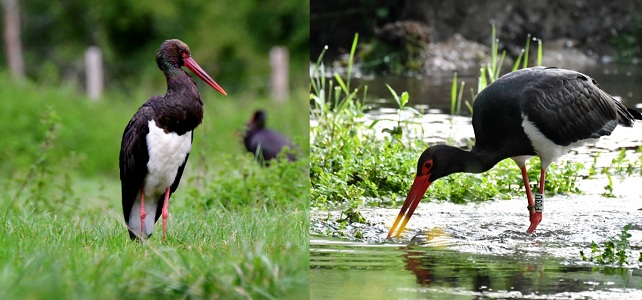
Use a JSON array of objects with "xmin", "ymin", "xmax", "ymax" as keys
[
  {"xmin": 85, "ymin": 46, "xmax": 103, "ymax": 101},
  {"xmin": 270, "ymin": 46, "xmax": 288, "ymax": 103},
  {"xmin": 3, "ymin": 0, "xmax": 25, "ymax": 78}
]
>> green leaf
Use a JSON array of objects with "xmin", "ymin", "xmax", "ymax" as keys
[
  {"xmin": 386, "ymin": 84, "xmax": 400, "ymax": 107},
  {"xmin": 451, "ymin": 72, "xmax": 457, "ymax": 115},
  {"xmin": 400, "ymin": 91, "xmax": 409, "ymax": 108}
]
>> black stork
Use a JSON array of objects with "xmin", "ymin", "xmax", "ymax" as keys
[
  {"xmin": 387, "ymin": 66, "xmax": 642, "ymax": 238},
  {"xmin": 243, "ymin": 109, "xmax": 298, "ymax": 163},
  {"xmin": 119, "ymin": 39, "xmax": 227, "ymax": 241}
]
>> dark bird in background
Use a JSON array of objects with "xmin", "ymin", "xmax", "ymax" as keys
[
  {"xmin": 119, "ymin": 39, "xmax": 227, "ymax": 241},
  {"xmin": 243, "ymin": 109, "xmax": 298, "ymax": 164},
  {"xmin": 387, "ymin": 66, "xmax": 642, "ymax": 238}
]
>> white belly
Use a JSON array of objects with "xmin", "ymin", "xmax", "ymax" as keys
[
  {"xmin": 128, "ymin": 119, "xmax": 192, "ymax": 237},
  {"xmin": 521, "ymin": 115, "xmax": 593, "ymax": 169},
  {"xmin": 144, "ymin": 119, "xmax": 192, "ymax": 195}
]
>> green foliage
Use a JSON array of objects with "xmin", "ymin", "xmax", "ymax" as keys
[
  {"xmin": 450, "ymin": 72, "xmax": 465, "ymax": 116},
  {"xmin": 184, "ymin": 156, "xmax": 308, "ymax": 212},
  {"xmin": 580, "ymin": 224, "xmax": 638, "ymax": 267},
  {"xmin": 0, "ymin": 74, "xmax": 117, "ymax": 176},
  {"xmin": 378, "ymin": 86, "xmax": 423, "ymax": 141},
  {"xmin": 426, "ymin": 159, "xmax": 582, "ymax": 204},
  {"xmin": 311, "ymin": 35, "xmax": 423, "ymax": 206},
  {"xmin": 338, "ymin": 208, "xmax": 366, "ymax": 225},
  {"xmin": 609, "ymin": 14, "xmax": 642, "ymax": 62}
]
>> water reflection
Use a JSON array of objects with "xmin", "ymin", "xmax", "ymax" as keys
[{"xmin": 310, "ymin": 235, "xmax": 642, "ymax": 299}]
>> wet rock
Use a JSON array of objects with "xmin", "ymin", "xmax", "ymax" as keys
[
  {"xmin": 399, "ymin": 0, "xmax": 638, "ymax": 61},
  {"xmin": 374, "ymin": 20, "xmax": 430, "ymax": 45},
  {"xmin": 541, "ymin": 39, "xmax": 598, "ymax": 69},
  {"xmin": 423, "ymin": 34, "xmax": 495, "ymax": 76}
]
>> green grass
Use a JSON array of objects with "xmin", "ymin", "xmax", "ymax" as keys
[
  {"xmin": 0, "ymin": 204, "xmax": 308, "ymax": 299},
  {"xmin": 0, "ymin": 72, "xmax": 310, "ymax": 299}
]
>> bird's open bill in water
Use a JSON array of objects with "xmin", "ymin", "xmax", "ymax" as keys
[
  {"xmin": 386, "ymin": 66, "xmax": 642, "ymax": 239},
  {"xmin": 120, "ymin": 39, "xmax": 226, "ymax": 242}
]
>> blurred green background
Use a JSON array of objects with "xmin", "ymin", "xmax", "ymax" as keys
[{"xmin": 10, "ymin": 0, "xmax": 309, "ymax": 94}]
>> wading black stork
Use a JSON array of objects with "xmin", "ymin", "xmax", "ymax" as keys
[
  {"xmin": 120, "ymin": 39, "xmax": 227, "ymax": 241},
  {"xmin": 387, "ymin": 66, "xmax": 642, "ymax": 238},
  {"xmin": 243, "ymin": 109, "xmax": 297, "ymax": 163}
]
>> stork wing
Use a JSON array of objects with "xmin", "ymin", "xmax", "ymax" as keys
[{"xmin": 119, "ymin": 104, "xmax": 154, "ymax": 222}]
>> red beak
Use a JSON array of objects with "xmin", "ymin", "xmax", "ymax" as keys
[
  {"xmin": 386, "ymin": 175, "xmax": 431, "ymax": 238},
  {"xmin": 183, "ymin": 56, "xmax": 227, "ymax": 96}
]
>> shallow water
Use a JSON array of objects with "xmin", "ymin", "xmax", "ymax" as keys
[
  {"xmin": 311, "ymin": 235, "xmax": 642, "ymax": 299},
  {"xmin": 311, "ymin": 174, "xmax": 642, "ymax": 298}
]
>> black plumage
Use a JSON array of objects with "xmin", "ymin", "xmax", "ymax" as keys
[
  {"xmin": 243, "ymin": 110, "xmax": 297, "ymax": 163},
  {"xmin": 387, "ymin": 66, "xmax": 641, "ymax": 238},
  {"xmin": 119, "ymin": 39, "xmax": 226, "ymax": 241}
]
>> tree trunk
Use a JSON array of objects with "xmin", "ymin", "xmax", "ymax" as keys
[{"xmin": 3, "ymin": 0, "xmax": 25, "ymax": 78}]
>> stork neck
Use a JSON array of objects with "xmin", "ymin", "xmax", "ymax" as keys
[
  {"xmin": 164, "ymin": 69, "xmax": 199, "ymax": 96},
  {"xmin": 156, "ymin": 53, "xmax": 197, "ymax": 94},
  {"xmin": 466, "ymin": 146, "xmax": 505, "ymax": 173},
  {"xmin": 440, "ymin": 146, "xmax": 502, "ymax": 175}
]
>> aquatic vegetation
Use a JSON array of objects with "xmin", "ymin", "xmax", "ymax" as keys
[
  {"xmin": 580, "ymin": 224, "xmax": 640, "ymax": 267},
  {"xmin": 450, "ymin": 24, "xmax": 544, "ymax": 116}
]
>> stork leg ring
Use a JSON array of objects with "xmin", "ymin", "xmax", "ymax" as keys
[
  {"xmin": 520, "ymin": 166, "xmax": 543, "ymax": 233},
  {"xmin": 161, "ymin": 188, "xmax": 171, "ymax": 242}
]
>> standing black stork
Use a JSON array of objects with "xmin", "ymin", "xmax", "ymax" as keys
[
  {"xmin": 387, "ymin": 66, "xmax": 642, "ymax": 238},
  {"xmin": 119, "ymin": 39, "xmax": 227, "ymax": 241},
  {"xmin": 243, "ymin": 109, "xmax": 298, "ymax": 163}
]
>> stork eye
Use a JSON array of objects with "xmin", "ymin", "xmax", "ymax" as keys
[{"xmin": 423, "ymin": 159, "xmax": 433, "ymax": 172}]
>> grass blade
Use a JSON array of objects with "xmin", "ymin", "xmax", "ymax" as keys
[
  {"xmin": 537, "ymin": 38, "xmax": 543, "ymax": 66},
  {"xmin": 522, "ymin": 34, "xmax": 531, "ymax": 69},
  {"xmin": 451, "ymin": 72, "xmax": 457, "ymax": 115},
  {"xmin": 346, "ymin": 33, "xmax": 359, "ymax": 93}
]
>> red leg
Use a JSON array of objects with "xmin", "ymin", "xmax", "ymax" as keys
[
  {"xmin": 520, "ymin": 166, "xmax": 542, "ymax": 233},
  {"xmin": 139, "ymin": 186, "xmax": 147, "ymax": 239},
  {"xmin": 162, "ymin": 188, "xmax": 170, "ymax": 242},
  {"xmin": 538, "ymin": 169, "xmax": 546, "ymax": 194},
  {"xmin": 528, "ymin": 169, "xmax": 546, "ymax": 232}
]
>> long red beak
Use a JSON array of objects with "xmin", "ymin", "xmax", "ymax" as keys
[
  {"xmin": 386, "ymin": 175, "xmax": 431, "ymax": 239},
  {"xmin": 183, "ymin": 56, "xmax": 227, "ymax": 96}
]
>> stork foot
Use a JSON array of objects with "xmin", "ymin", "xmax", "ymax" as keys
[{"xmin": 527, "ymin": 211, "xmax": 542, "ymax": 233}]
